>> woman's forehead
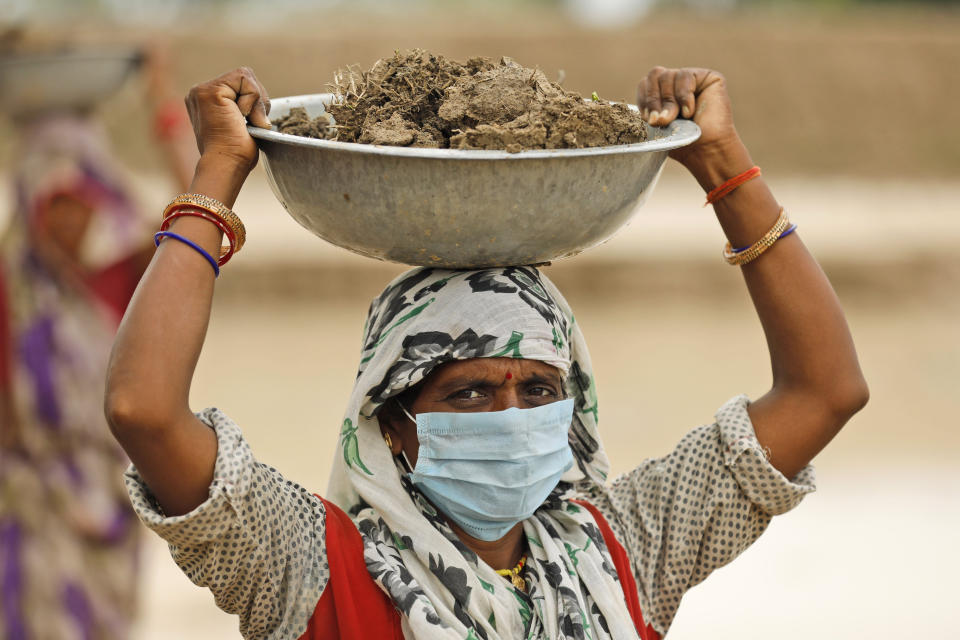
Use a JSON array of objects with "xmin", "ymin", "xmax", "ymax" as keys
[{"xmin": 424, "ymin": 357, "xmax": 563, "ymax": 386}]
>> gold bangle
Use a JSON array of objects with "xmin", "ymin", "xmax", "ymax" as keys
[
  {"xmin": 161, "ymin": 193, "xmax": 246, "ymax": 254},
  {"xmin": 160, "ymin": 209, "xmax": 233, "ymax": 261},
  {"xmin": 722, "ymin": 208, "xmax": 790, "ymax": 266}
]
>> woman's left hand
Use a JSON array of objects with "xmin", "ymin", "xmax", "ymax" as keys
[
  {"xmin": 637, "ymin": 66, "xmax": 742, "ymax": 174},
  {"xmin": 637, "ymin": 67, "xmax": 869, "ymax": 480}
]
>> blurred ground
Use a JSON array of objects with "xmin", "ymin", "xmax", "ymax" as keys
[{"xmin": 2, "ymin": 3, "xmax": 959, "ymax": 639}]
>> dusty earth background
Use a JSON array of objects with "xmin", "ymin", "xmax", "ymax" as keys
[{"xmin": 2, "ymin": 3, "xmax": 958, "ymax": 638}]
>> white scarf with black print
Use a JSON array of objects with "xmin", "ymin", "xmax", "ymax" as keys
[{"xmin": 327, "ymin": 267, "xmax": 640, "ymax": 640}]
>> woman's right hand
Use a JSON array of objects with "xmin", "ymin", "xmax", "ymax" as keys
[{"xmin": 185, "ymin": 67, "xmax": 271, "ymax": 175}]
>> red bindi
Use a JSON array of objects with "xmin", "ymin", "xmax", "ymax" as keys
[{"xmin": 505, "ymin": 372, "xmax": 513, "ymax": 380}]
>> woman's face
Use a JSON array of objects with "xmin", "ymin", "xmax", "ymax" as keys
[
  {"xmin": 381, "ymin": 357, "xmax": 565, "ymax": 468},
  {"xmin": 34, "ymin": 193, "xmax": 95, "ymax": 262}
]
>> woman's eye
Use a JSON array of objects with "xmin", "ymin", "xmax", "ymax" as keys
[
  {"xmin": 528, "ymin": 386, "xmax": 557, "ymax": 397},
  {"xmin": 450, "ymin": 388, "xmax": 484, "ymax": 400}
]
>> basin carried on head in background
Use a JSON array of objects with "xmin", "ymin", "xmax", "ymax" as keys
[
  {"xmin": 0, "ymin": 49, "xmax": 143, "ymax": 119},
  {"xmin": 249, "ymin": 94, "xmax": 700, "ymax": 268}
]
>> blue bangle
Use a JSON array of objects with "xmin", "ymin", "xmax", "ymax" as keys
[
  {"xmin": 732, "ymin": 224, "xmax": 798, "ymax": 254},
  {"xmin": 154, "ymin": 231, "xmax": 220, "ymax": 277}
]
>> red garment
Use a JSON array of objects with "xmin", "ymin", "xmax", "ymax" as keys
[
  {"xmin": 572, "ymin": 500, "xmax": 661, "ymax": 640},
  {"xmin": 301, "ymin": 498, "xmax": 660, "ymax": 640},
  {"xmin": 300, "ymin": 498, "xmax": 405, "ymax": 640},
  {"xmin": 85, "ymin": 252, "xmax": 146, "ymax": 323}
]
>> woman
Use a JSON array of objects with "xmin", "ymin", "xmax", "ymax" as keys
[
  {"xmin": 0, "ymin": 47, "xmax": 197, "ymax": 638},
  {"xmin": 105, "ymin": 65, "xmax": 868, "ymax": 639}
]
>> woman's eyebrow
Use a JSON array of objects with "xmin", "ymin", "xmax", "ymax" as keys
[
  {"xmin": 434, "ymin": 376, "xmax": 501, "ymax": 392},
  {"xmin": 434, "ymin": 371, "xmax": 562, "ymax": 393},
  {"xmin": 523, "ymin": 373, "xmax": 563, "ymax": 388}
]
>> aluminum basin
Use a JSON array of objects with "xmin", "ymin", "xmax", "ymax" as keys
[
  {"xmin": 0, "ymin": 49, "xmax": 142, "ymax": 118},
  {"xmin": 250, "ymin": 94, "xmax": 700, "ymax": 268}
]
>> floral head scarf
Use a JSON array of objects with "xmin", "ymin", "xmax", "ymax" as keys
[{"xmin": 327, "ymin": 267, "xmax": 640, "ymax": 640}]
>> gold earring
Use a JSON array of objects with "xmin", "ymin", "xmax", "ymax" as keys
[{"xmin": 383, "ymin": 433, "xmax": 393, "ymax": 449}]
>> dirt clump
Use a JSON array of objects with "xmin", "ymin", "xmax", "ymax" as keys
[
  {"xmin": 273, "ymin": 49, "xmax": 647, "ymax": 152},
  {"xmin": 271, "ymin": 107, "xmax": 335, "ymax": 139}
]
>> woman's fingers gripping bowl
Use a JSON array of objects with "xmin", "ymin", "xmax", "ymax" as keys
[
  {"xmin": 639, "ymin": 67, "xmax": 698, "ymax": 126},
  {"xmin": 655, "ymin": 69, "xmax": 683, "ymax": 125},
  {"xmin": 186, "ymin": 67, "xmax": 270, "ymax": 170},
  {"xmin": 233, "ymin": 67, "xmax": 272, "ymax": 129},
  {"xmin": 675, "ymin": 70, "xmax": 697, "ymax": 120},
  {"xmin": 637, "ymin": 72, "xmax": 660, "ymax": 122}
]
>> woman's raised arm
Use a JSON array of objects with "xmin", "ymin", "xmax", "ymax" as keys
[
  {"xmin": 105, "ymin": 67, "xmax": 271, "ymax": 516},
  {"xmin": 639, "ymin": 67, "xmax": 869, "ymax": 479}
]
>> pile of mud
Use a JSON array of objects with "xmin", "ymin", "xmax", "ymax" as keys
[{"xmin": 273, "ymin": 49, "xmax": 647, "ymax": 152}]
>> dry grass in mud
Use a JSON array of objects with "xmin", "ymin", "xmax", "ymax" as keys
[{"xmin": 274, "ymin": 49, "xmax": 648, "ymax": 152}]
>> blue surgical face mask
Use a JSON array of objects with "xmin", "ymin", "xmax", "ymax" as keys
[{"xmin": 399, "ymin": 399, "xmax": 575, "ymax": 541}]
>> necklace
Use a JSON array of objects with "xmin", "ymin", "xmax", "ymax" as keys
[{"xmin": 495, "ymin": 555, "xmax": 527, "ymax": 591}]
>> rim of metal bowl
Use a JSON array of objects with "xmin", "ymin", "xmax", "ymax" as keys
[
  {"xmin": 0, "ymin": 49, "xmax": 144, "ymax": 69},
  {"xmin": 248, "ymin": 93, "xmax": 701, "ymax": 160}
]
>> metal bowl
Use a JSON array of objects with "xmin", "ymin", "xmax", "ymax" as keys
[
  {"xmin": 0, "ymin": 49, "xmax": 142, "ymax": 118},
  {"xmin": 250, "ymin": 94, "xmax": 700, "ymax": 268}
]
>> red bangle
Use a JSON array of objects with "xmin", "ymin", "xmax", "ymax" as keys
[
  {"xmin": 160, "ymin": 208, "xmax": 237, "ymax": 266},
  {"xmin": 161, "ymin": 195, "xmax": 246, "ymax": 254},
  {"xmin": 704, "ymin": 166, "xmax": 761, "ymax": 206}
]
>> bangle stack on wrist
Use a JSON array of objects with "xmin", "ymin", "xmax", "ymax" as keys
[
  {"xmin": 155, "ymin": 193, "xmax": 247, "ymax": 277},
  {"xmin": 703, "ymin": 165, "xmax": 797, "ymax": 266},
  {"xmin": 722, "ymin": 208, "xmax": 792, "ymax": 266}
]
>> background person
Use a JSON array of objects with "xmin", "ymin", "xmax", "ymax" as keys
[{"xmin": 0, "ymin": 44, "xmax": 197, "ymax": 639}]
